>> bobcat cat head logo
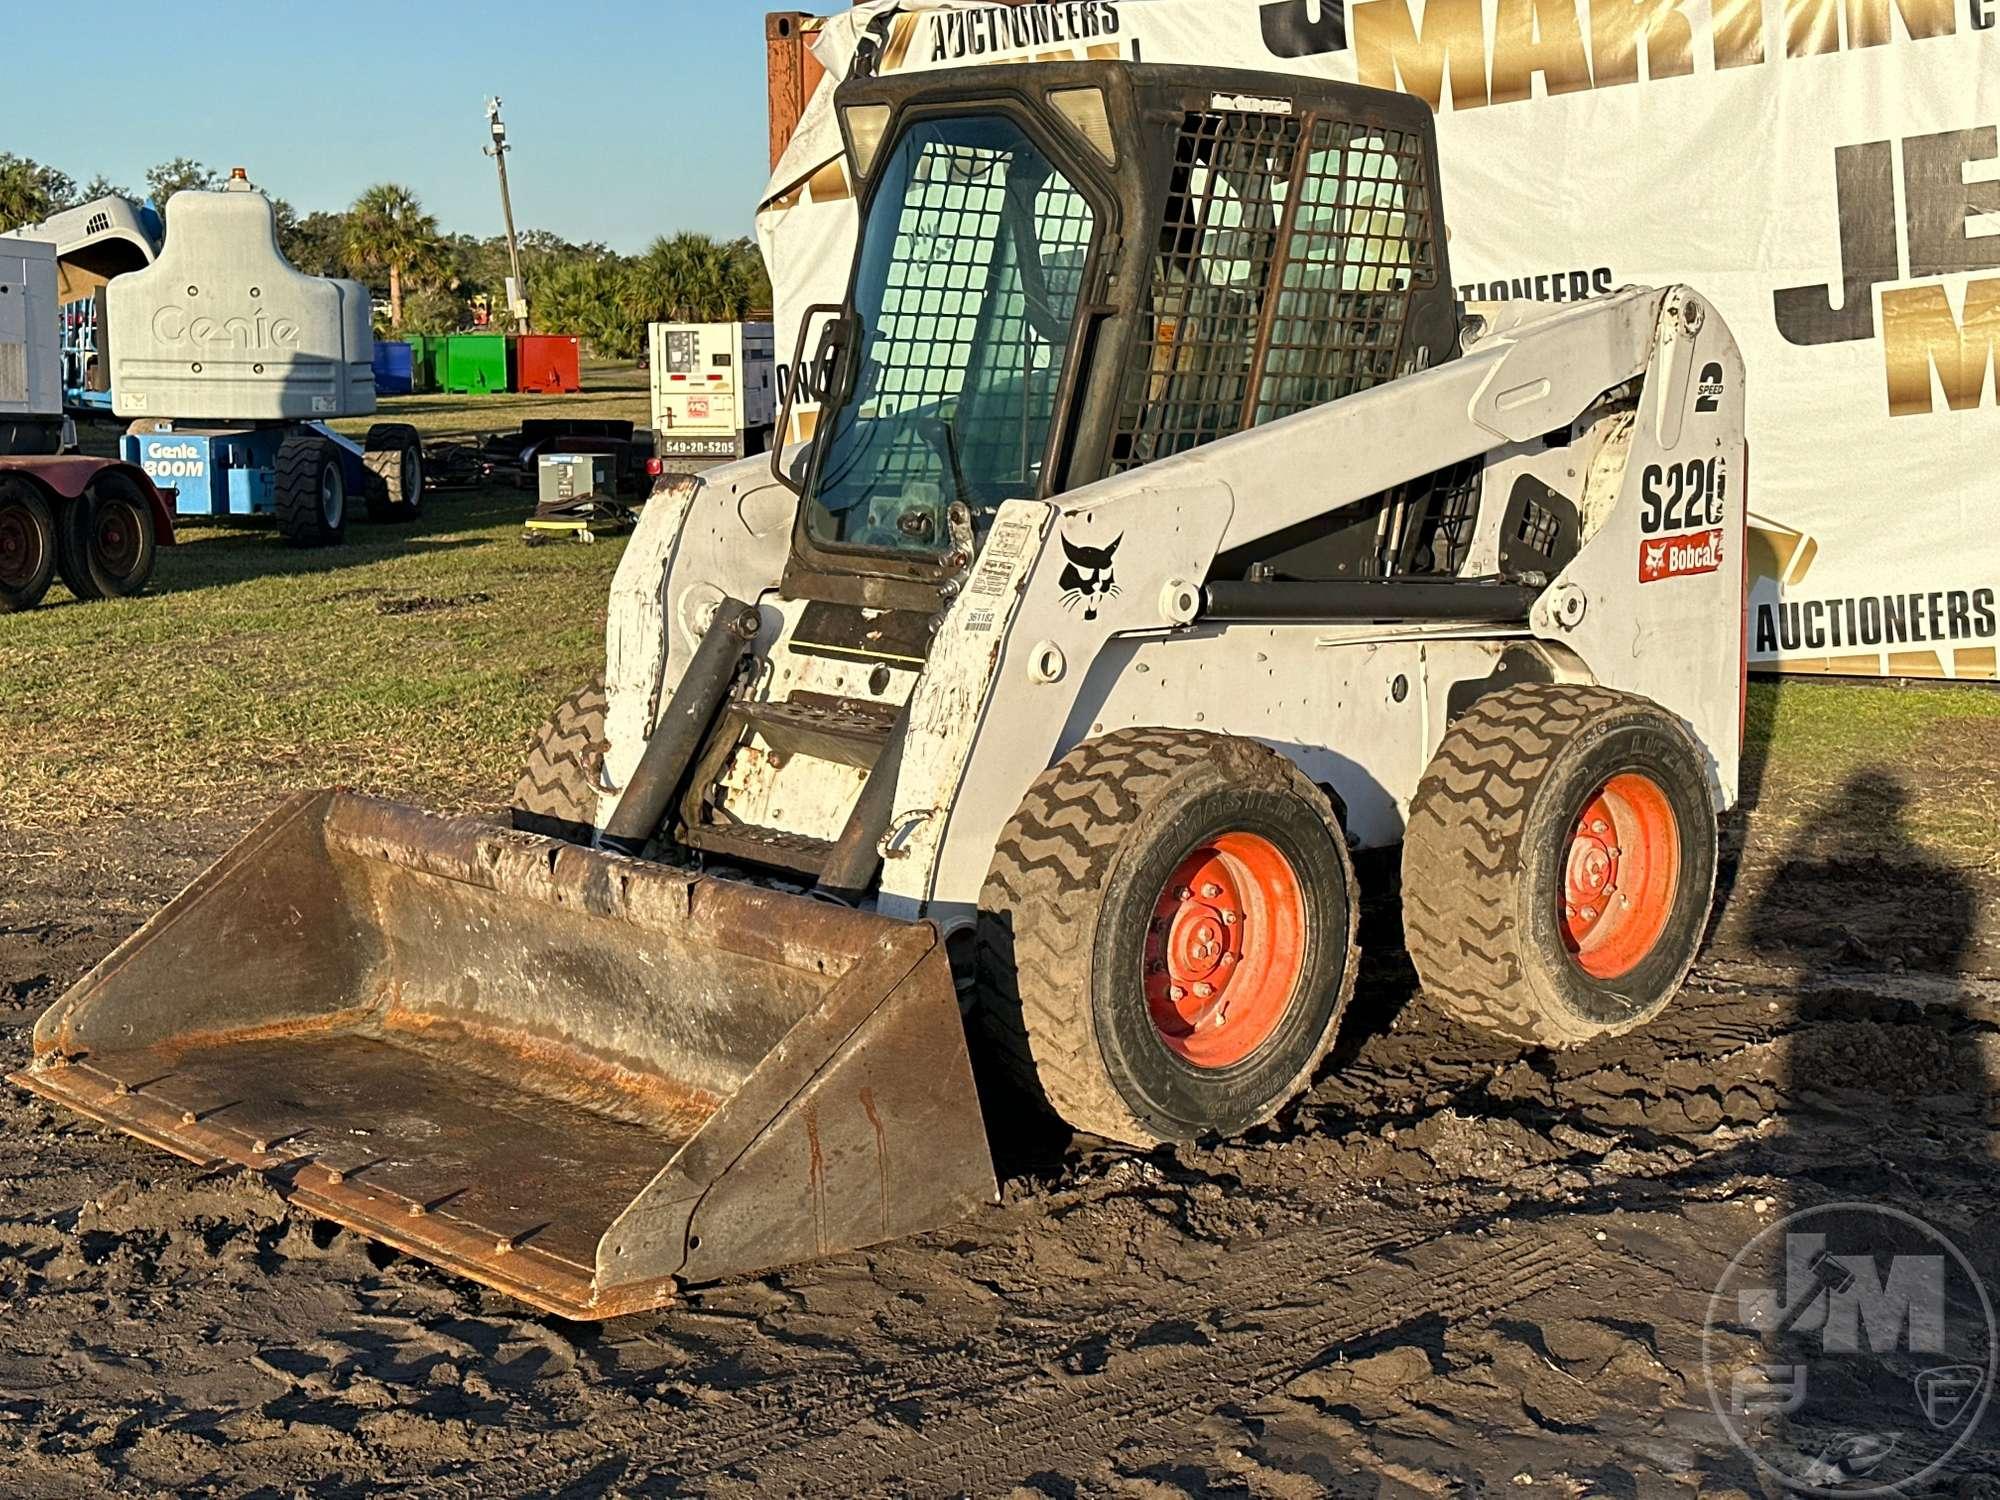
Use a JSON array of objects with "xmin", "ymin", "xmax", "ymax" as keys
[
  {"xmin": 1060, "ymin": 531, "xmax": 1123, "ymax": 621},
  {"xmin": 1644, "ymin": 541, "xmax": 1667, "ymax": 573}
]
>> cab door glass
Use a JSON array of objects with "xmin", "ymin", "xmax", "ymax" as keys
[{"xmin": 806, "ymin": 115, "xmax": 1097, "ymax": 558}]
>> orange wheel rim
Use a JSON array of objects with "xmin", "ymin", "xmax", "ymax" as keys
[
  {"xmin": 1560, "ymin": 772, "xmax": 1680, "ymax": 980},
  {"xmin": 1144, "ymin": 832, "xmax": 1305, "ymax": 1069}
]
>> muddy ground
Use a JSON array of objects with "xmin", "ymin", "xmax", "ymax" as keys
[{"xmin": 2, "ymin": 730, "xmax": 1998, "ymax": 1497}]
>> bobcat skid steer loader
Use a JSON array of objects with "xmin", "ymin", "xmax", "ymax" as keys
[{"xmin": 16, "ymin": 62, "xmax": 1747, "ymax": 1319}]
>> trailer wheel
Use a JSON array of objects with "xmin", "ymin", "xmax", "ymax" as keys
[
  {"xmin": 55, "ymin": 470, "xmax": 159, "ymax": 601},
  {"xmin": 978, "ymin": 729, "xmax": 1358, "ymax": 1147},
  {"xmin": 1401, "ymin": 683, "xmax": 1718, "ymax": 1049},
  {"xmin": 511, "ymin": 674, "xmax": 610, "ymax": 844},
  {"xmin": 363, "ymin": 423, "xmax": 424, "ymax": 523},
  {"xmin": 274, "ymin": 434, "xmax": 347, "ymax": 547},
  {"xmin": 0, "ymin": 478, "xmax": 57, "ymax": 613}
]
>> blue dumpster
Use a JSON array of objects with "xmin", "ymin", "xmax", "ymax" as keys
[{"xmin": 373, "ymin": 340, "xmax": 414, "ymax": 396}]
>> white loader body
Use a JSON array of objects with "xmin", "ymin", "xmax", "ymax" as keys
[{"xmin": 602, "ymin": 282, "xmax": 1746, "ymax": 932}]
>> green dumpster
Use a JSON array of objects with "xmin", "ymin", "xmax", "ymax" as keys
[
  {"xmin": 406, "ymin": 335, "xmax": 443, "ymax": 395},
  {"xmin": 443, "ymin": 333, "xmax": 513, "ymax": 396}
]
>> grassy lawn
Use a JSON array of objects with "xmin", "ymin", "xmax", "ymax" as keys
[
  {"xmin": 2, "ymin": 369, "xmax": 648, "ymax": 832},
  {"xmin": 330, "ymin": 358, "xmax": 651, "ymax": 443},
  {"xmin": 1743, "ymin": 677, "xmax": 2000, "ymax": 865}
]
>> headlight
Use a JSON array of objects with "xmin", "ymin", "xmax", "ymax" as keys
[
  {"xmin": 843, "ymin": 103, "xmax": 894, "ymax": 179},
  {"xmin": 1049, "ymin": 87, "xmax": 1116, "ymax": 167}
]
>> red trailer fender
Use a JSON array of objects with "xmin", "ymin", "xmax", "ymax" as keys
[{"xmin": 0, "ymin": 457, "xmax": 177, "ymax": 544}]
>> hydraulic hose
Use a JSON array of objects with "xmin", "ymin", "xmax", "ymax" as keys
[{"xmin": 600, "ymin": 597, "xmax": 761, "ymax": 855}]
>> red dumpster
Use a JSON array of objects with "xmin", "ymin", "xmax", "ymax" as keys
[{"xmin": 517, "ymin": 334, "xmax": 582, "ymax": 394}]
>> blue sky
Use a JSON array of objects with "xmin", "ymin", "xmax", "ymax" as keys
[{"xmin": 8, "ymin": 0, "xmax": 780, "ymax": 251}]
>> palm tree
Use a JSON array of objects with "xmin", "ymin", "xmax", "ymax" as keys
[
  {"xmin": 727, "ymin": 236, "xmax": 775, "ymax": 316},
  {"xmin": 0, "ymin": 154, "xmax": 76, "ymax": 232},
  {"xmin": 567, "ymin": 258, "xmax": 654, "ymax": 358},
  {"xmin": 344, "ymin": 184, "xmax": 441, "ymax": 329},
  {"xmin": 629, "ymin": 232, "xmax": 757, "ymax": 325}
]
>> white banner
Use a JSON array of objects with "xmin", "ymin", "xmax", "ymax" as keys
[{"xmin": 758, "ymin": 0, "xmax": 2000, "ymax": 679}]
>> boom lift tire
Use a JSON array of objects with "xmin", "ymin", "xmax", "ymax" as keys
[
  {"xmin": 55, "ymin": 470, "xmax": 158, "ymax": 601},
  {"xmin": 0, "ymin": 478, "xmax": 58, "ymax": 613},
  {"xmin": 978, "ymin": 729, "xmax": 1359, "ymax": 1147},
  {"xmin": 511, "ymin": 674, "xmax": 610, "ymax": 844},
  {"xmin": 274, "ymin": 434, "xmax": 347, "ymax": 548},
  {"xmin": 363, "ymin": 423, "xmax": 425, "ymax": 523},
  {"xmin": 1401, "ymin": 683, "xmax": 1718, "ymax": 1049}
]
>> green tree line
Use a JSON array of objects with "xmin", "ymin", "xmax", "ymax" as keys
[{"xmin": 0, "ymin": 153, "xmax": 770, "ymax": 358}]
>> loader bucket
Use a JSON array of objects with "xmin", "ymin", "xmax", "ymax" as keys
[{"xmin": 10, "ymin": 792, "xmax": 997, "ymax": 1319}]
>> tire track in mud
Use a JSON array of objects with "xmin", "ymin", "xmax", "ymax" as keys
[
  {"xmin": 652, "ymin": 963, "xmax": 1963, "ymax": 1490},
  {"xmin": 751, "ymin": 1228, "xmax": 1582, "ymax": 1493},
  {"xmin": 473, "ymin": 971, "xmax": 1809, "ymax": 1491},
  {"xmin": 503, "ymin": 1216, "xmax": 1391, "ymax": 1488},
  {"xmin": 506, "ymin": 1211, "xmax": 1583, "ymax": 1494}
]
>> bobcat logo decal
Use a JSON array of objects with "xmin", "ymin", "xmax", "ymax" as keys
[{"xmin": 1059, "ymin": 531, "xmax": 1122, "ymax": 621}]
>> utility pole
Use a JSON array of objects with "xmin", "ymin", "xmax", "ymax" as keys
[{"xmin": 484, "ymin": 97, "xmax": 528, "ymax": 332}]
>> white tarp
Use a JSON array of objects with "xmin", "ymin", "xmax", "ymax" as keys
[{"xmin": 758, "ymin": 0, "xmax": 2000, "ymax": 679}]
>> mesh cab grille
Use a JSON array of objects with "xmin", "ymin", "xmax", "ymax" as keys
[
  {"xmin": 1111, "ymin": 108, "xmax": 1437, "ymax": 474},
  {"xmin": 815, "ymin": 130, "xmax": 1096, "ymax": 522}
]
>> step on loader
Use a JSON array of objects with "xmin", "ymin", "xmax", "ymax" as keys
[{"xmin": 16, "ymin": 62, "xmax": 1748, "ymax": 1319}]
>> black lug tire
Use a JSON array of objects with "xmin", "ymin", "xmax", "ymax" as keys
[
  {"xmin": 363, "ymin": 422, "xmax": 424, "ymax": 523},
  {"xmin": 0, "ymin": 478, "xmax": 58, "ymax": 613},
  {"xmin": 273, "ymin": 434, "xmax": 346, "ymax": 548},
  {"xmin": 977, "ymin": 729, "xmax": 1359, "ymax": 1147},
  {"xmin": 1401, "ymin": 683, "xmax": 1718, "ymax": 1050},
  {"xmin": 511, "ymin": 675, "xmax": 610, "ymax": 844},
  {"xmin": 55, "ymin": 471, "xmax": 158, "ymax": 602}
]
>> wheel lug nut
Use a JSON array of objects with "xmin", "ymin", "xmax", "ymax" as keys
[
  {"xmin": 1220, "ymin": 911, "xmax": 1237, "ymax": 925},
  {"xmin": 1591, "ymin": 820, "xmax": 1607, "ymax": 835},
  {"xmin": 1201, "ymin": 883, "xmax": 1222, "ymax": 899},
  {"xmin": 1175, "ymin": 887, "xmax": 1191, "ymax": 901},
  {"xmin": 1170, "ymin": 985, "xmax": 1186, "ymax": 1001},
  {"xmin": 1193, "ymin": 983, "xmax": 1214, "ymax": 999},
  {"xmin": 1581, "ymin": 907, "xmax": 1597, "ymax": 921}
]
